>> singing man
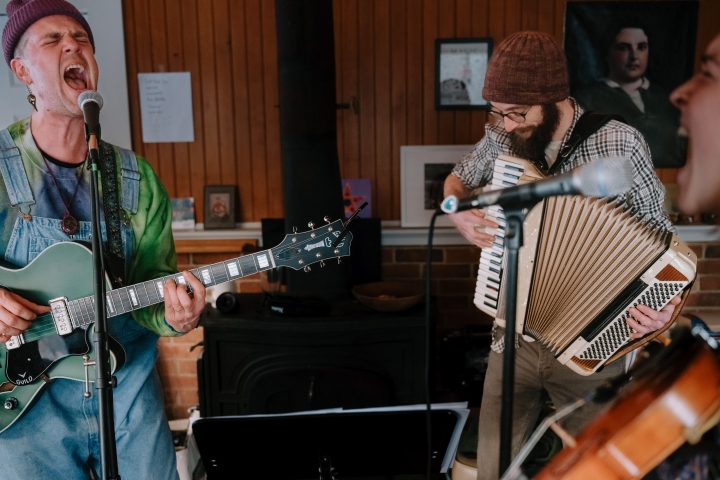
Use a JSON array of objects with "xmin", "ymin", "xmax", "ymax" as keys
[{"xmin": 0, "ymin": 0, "xmax": 205, "ymax": 477}]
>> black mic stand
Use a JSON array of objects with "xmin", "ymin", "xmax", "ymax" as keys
[
  {"xmin": 498, "ymin": 200, "xmax": 541, "ymax": 477},
  {"xmin": 85, "ymin": 127, "xmax": 121, "ymax": 480}
]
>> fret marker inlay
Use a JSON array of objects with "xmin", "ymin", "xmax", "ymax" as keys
[
  {"xmin": 201, "ymin": 269, "xmax": 211, "ymax": 284},
  {"xmin": 128, "ymin": 288, "xmax": 139, "ymax": 307},
  {"xmin": 257, "ymin": 254, "xmax": 269, "ymax": 268},
  {"xmin": 227, "ymin": 262, "xmax": 239, "ymax": 277}
]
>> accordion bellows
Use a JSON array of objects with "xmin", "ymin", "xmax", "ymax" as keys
[{"xmin": 474, "ymin": 156, "xmax": 697, "ymax": 375}]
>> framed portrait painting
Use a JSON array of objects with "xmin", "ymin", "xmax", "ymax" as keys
[
  {"xmin": 204, "ymin": 185, "xmax": 236, "ymax": 230},
  {"xmin": 564, "ymin": 1, "xmax": 698, "ymax": 168},
  {"xmin": 435, "ymin": 38, "xmax": 493, "ymax": 110},
  {"xmin": 401, "ymin": 145, "xmax": 474, "ymax": 228}
]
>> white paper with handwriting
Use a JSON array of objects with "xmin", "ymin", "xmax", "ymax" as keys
[{"xmin": 138, "ymin": 72, "xmax": 194, "ymax": 143}]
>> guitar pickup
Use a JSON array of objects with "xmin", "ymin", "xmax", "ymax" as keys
[{"xmin": 49, "ymin": 297, "xmax": 74, "ymax": 336}]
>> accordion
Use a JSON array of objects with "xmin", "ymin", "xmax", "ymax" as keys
[{"xmin": 474, "ymin": 155, "xmax": 697, "ymax": 375}]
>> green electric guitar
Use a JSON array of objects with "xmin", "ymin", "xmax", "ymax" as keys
[{"xmin": 0, "ymin": 218, "xmax": 353, "ymax": 433}]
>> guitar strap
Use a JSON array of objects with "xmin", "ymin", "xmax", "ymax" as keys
[
  {"xmin": 99, "ymin": 141, "xmax": 140, "ymax": 288},
  {"xmin": 0, "ymin": 128, "xmax": 140, "ymax": 288}
]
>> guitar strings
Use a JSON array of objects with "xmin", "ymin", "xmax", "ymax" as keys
[{"xmin": 15, "ymin": 230, "xmax": 342, "ymax": 343}]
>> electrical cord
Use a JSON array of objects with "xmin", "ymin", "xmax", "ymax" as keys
[{"xmin": 425, "ymin": 210, "xmax": 440, "ymax": 480}]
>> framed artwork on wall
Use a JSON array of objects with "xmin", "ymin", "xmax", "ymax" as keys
[
  {"xmin": 564, "ymin": 1, "xmax": 698, "ymax": 168},
  {"xmin": 400, "ymin": 145, "xmax": 474, "ymax": 228},
  {"xmin": 204, "ymin": 185, "xmax": 236, "ymax": 230},
  {"xmin": 435, "ymin": 38, "xmax": 493, "ymax": 110},
  {"xmin": 341, "ymin": 178, "xmax": 372, "ymax": 219}
]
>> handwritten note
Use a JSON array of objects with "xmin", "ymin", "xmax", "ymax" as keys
[{"xmin": 138, "ymin": 72, "xmax": 194, "ymax": 143}]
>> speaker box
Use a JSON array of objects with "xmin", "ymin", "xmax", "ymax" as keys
[{"xmin": 347, "ymin": 217, "xmax": 381, "ymax": 286}]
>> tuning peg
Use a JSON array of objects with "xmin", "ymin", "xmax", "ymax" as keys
[
  {"xmin": 323, "ymin": 216, "xmax": 332, "ymax": 224},
  {"xmin": 308, "ymin": 221, "xmax": 315, "ymax": 229},
  {"xmin": 292, "ymin": 226, "xmax": 298, "ymax": 234},
  {"xmin": 304, "ymin": 266, "xmax": 311, "ymax": 272},
  {"xmin": 320, "ymin": 260, "xmax": 325, "ymax": 268},
  {"xmin": 337, "ymin": 258, "xmax": 342, "ymax": 265}
]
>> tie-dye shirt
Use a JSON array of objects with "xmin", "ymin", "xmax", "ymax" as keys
[{"xmin": 0, "ymin": 118, "xmax": 180, "ymax": 337}]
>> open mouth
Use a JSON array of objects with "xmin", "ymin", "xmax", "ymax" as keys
[{"xmin": 64, "ymin": 64, "xmax": 87, "ymax": 90}]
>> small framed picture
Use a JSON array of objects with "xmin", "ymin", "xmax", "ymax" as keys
[
  {"xmin": 204, "ymin": 185, "xmax": 236, "ymax": 230},
  {"xmin": 400, "ymin": 145, "xmax": 474, "ymax": 227},
  {"xmin": 435, "ymin": 38, "xmax": 493, "ymax": 110},
  {"xmin": 170, "ymin": 197, "xmax": 195, "ymax": 230}
]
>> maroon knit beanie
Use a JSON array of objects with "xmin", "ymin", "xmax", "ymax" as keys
[
  {"xmin": 2, "ymin": 0, "xmax": 95, "ymax": 66},
  {"xmin": 483, "ymin": 31, "xmax": 569, "ymax": 105}
]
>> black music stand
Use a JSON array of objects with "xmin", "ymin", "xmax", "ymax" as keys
[{"xmin": 193, "ymin": 408, "xmax": 466, "ymax": 479}]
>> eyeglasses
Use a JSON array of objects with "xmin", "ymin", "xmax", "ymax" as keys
[{"xmin": 487, "ymin": 106, "xmax": 533, "ymax": 124}]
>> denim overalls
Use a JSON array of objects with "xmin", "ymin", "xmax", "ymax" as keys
[{"xmin": 0, "ymin": 129, "xmax": 178, "ymax": 480}]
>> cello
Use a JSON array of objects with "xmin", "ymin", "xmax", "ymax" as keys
[{"xmin": 533, "ymin": 325, "xmax": 720, "ymax": 480}]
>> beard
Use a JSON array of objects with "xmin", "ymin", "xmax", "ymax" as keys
[{"xmin": 509, "ymin": 103, "xmax": 562, "ymax": 166}]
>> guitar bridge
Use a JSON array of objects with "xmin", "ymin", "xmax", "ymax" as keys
[{"xmin": 49, "ymin": 297, "xmax": 74, "ymax": 336}]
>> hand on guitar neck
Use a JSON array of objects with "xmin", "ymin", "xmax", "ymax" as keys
[
  {"xmin": 0, "ymin": 269, "xmax": 206, "ymax": 341},
  {"xmin": 0, "ymin": 289, "xmax": 50, "ymax": 344},
  {"xmin": 162, "ymin": 271, "xmax": 206, "ymax": 333}
]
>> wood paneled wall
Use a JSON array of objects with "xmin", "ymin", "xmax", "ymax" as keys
[
  {"xmin": 122, "ymin": 0, "xmax": 283, "ymax": 223},
  {"xmin": 122, "ymin": 0, "xmax": 720, "ymax": 222}
]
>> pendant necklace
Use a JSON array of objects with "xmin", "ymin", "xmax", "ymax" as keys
[{"xmin": 42, "ymin": 156, "xmax": 83, "ymax": 236}]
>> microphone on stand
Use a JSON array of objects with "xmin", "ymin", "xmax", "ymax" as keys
[
  {"xmin": 77, "ymin": 90, "xmax": 104, "ymax": 155},
  {"xmin": 439, "ymin": 157, "xmax": 635, "ymax": 214}
]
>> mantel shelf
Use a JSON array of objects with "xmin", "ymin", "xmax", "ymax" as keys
[{"xmin": 173, "ymin": 223, "xmax": 720, "ymax": 247}]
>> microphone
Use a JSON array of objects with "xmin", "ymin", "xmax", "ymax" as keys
[
  {"xmin": 440, "ymin": 157, "xmax": 634, "ymax": 214},
  {"xmin": 77, "ymin": 90, "xmax": 104, "ymax": 146}
]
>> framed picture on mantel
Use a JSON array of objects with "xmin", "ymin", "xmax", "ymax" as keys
[
  {"xmin": 400, "ymin": 145, "xmax": 474, "ymax": 228},
  {"xmin": 204, "ymin": 185, "xmax": 236, "ymax": 230}
]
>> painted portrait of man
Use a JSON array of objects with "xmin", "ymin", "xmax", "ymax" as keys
[{"xmin": 565, "ymin": 2, "xmax": 698, "ymax": 168}]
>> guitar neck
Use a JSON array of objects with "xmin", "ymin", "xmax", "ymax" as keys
[{"xmin": 68, "ymin": 249, "xmax": 276, "ymax": 327}]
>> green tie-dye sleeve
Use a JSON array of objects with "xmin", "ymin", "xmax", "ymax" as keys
[{"xmin": 124, "ymin": 155, "xmax": 182, "ymax": 337}]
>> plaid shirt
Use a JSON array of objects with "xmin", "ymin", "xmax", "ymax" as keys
[
  {"xmin": 452, "ymin": 98, "xmax": 674, "ymax": 233},
  {"xmin": 452, "ymin": 99, "xmax": 675, "ymax": 353}
]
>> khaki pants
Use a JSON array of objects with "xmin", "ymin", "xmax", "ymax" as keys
[{"xmin": 476, "ymin": 328, "xmax": 625, "ymax": 480}]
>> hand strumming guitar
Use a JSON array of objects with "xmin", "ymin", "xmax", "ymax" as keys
[
  {"xmin": 163, "ymin": 271, "xmax": 206, "ymax": 333},
  {"xmin": 0, "ymin": 289, "xmax": 49, "ymax": 344}
]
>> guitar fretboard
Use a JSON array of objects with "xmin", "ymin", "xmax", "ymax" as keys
[{"xmin": 68, "ymin": 249, "xmax": 276, "ymax": 327}]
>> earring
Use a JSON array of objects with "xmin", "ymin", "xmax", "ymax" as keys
[{"xmin": 27, "ymin": 88, "xmax": 37, "ymax": 111}]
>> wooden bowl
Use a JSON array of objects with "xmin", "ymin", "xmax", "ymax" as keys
[{"xmin": 351, "ymin": 281, "xmax": 425, "ymax": 312}]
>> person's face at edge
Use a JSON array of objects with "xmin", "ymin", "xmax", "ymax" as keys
[
  {"xmin": 670, "ymin": 33, "xmax": 720, "ymax": 215},
  {"xmin": 606, "ymin": 28, "xmax": 649, "ymax": 84}
]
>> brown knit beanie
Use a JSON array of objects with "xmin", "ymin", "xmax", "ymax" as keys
[
  {"xmin": 483, "ymin": 31, "xmax": 569, "ymax": 105},
  {"xmin": 2, "ymin": 0, "xmax": 95, "ymax": 66}
]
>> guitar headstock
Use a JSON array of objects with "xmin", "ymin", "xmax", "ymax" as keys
[{"xmin": 271, "ymin": 219, "xmax": 352, "ymax": 271}]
